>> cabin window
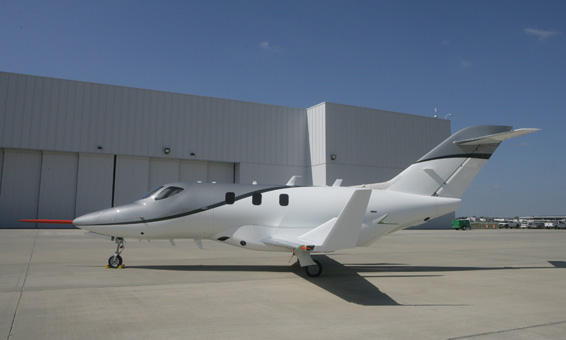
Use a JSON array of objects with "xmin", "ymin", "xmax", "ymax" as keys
[
  {"xmin": 279, "ymin": 194, "xmax": 289, "ymax": 206},
  {"xmin": 225, "ymin": 192, "xmax": 235, "ymax": 204},
  {"xmin": 141, "ymin": 186, "xmax": 164, "ymax": 199},
  {"xmin": 155, "ymin": 186, "xmax": 184, "ymax": 200},
  {"xmin": 252, "ymin": 193, "xmax": 262, "ymax": 205}
]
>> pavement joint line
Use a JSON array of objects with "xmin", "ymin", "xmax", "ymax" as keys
[
  {"xmin": 445, "ymin": 320, "xmax": 566, "ymax": 340},
  {"xmin": 7, "ymin": 229, "xmax": 39, "ymax": 340}
]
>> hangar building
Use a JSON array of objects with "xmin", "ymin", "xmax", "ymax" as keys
[{"xmin": 0, "ymin": 71, "xmax": 452, "ymax": 228}]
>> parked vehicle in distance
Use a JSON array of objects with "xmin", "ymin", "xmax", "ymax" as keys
[
  {"xmin": 452, "ymin": 219, "xmax": 471, "ymax": 231},
  {"xmin": 545, "ymin": 221, "xmax": 566, "ymax": 229},
  {"xmin": 498, "ymin": 220, "xmax": 520, "ymax": 229},
  {"xmin": 528, "ymin": 222, "xmax": 545, "ymax": 229}
]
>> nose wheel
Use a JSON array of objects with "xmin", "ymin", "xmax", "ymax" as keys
[
  {"xmin": 108, "ymin": 254, "xmax": 123, "ymax": 268},
  {"xmin": 107, "ymin": 237, "xmax": 125, "ymax": 268}
]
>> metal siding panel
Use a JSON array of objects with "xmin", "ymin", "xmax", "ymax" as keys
[
  {"xmin": 114, "ymin": 156, "xmax": 150, "ymax": 206},
  {"xmin": 0, "ymin": 74, "xmax": 7, "ymax": 143},
  {"xmin": 85, "ymin": 83, "xmax": 100, "ymax": 152},
  {"xmin": 38, "ymin": 152, "xmax": 78, "ymax": 227},
  {"xmin": 0, "ymin": 149, "xmax": 3, "ymax": 191},
  {"xmin": 171, "ymin": 93, "xmax": 184, "ymax": 159},
  {"xmin": 131, "ymin": 88, "xmax": 145, "ymax": 156},
  {"xmin": 110, "ymin": 86, "xmax": 123, "ymax": 155},
  {"xmin": 1, "ymin": 72, "xmax": 310, "ymax": 167},
  {"xmin": 62, "ymin": 81, "xmax": 76, "ymax": 150},
  {"xmin": 19, "ymin": 76, "xmax": 34, "ymax": 149},
  {"xmin": 29, "ymin": 77, "xmax": 44, "ymax": 149},
  {"xmin": 140, "ymin": 88, "xmax": 152, "ymax": 156},
  {"xmin": 75, "ymin": 153, "xmax": 114, "ymax": 216},
  {"xmin": 324, "ymin": 103, "xmax": 450, "ymax": 171},
  {"xmin": 100, "ymin": 85, "xmax": 112, "ymax": 154},
  {"xmin": 0, "ymin": 75, "xmax": 7, "ymax": 146},
  {"xmin": 72, "ymin": 81, "xmax": 85, "ymax": 152},
  {"xmin": 14, "ymin": 74, "xmax": 28, "ymax": 148},
  {"xmin": 54, "ymin": 79, "xmax": 68, "ymax": 150},
  {"xmin": 0, "ymin": 150, "xmax": 42, "ymax": 228},
  {"xmin": 2, "ymin": 73, "xmax": 18, "ymax": 147},
  {"xmin": 307, "ymin": 103, "xmax": 326, "ymax": 166}
]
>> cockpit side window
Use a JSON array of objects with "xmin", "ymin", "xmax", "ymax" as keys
[
  {"xmin": 155, "ymin": 186, "xmax": 184, "ymax": 200},
  {"xmin": 141, "ymin": 186, "xmax": 164, "ymax": 199}
]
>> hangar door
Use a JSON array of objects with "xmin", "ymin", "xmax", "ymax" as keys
[
  {"xmin": 0, "ymin": 149, "xmax": 234, "ymax": 228},
  {"xmin": 0, "ymin": 151, "xmax": 83, "ymax": 228}
]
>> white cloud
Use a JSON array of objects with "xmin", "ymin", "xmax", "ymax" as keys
[
  {"xmin": 524, "ymin": 28, "xmax": 559, "ymax": 42},
  {"xmin": 258, "ymin": 41, "xmax": 280, "ymax": 51},
  {"xmin": 461, "ymin": 60, "xmax": 472, "ymax": 68}
]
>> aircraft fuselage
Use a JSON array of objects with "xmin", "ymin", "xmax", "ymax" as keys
[{"xmin": 74, "ymin": 182, "xmax": 460, "ymax": 252}]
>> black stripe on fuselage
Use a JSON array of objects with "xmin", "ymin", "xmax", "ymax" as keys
[
  {"xmin": 80, "ymin": 185, "xmax": 292, "ymax": 226},
  {"xmin": 417, "ymin": 153, "xmax": 492, "ymax": 163}
]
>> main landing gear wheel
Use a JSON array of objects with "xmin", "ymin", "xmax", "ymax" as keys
[
  {"xmin": 108, "ymin": 255, "xmax": 123, "ymax": 268},
  {"xmin": 305, "ymin": 260, "xmax": 322, "ymax": 277}
]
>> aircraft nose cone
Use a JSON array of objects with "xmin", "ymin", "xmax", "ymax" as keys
[{"xmin": 72, "ymin": 213, "xmax": 98, "ymax": 227}]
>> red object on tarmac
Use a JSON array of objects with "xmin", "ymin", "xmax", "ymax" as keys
[{"xmin": 19, "ymin": 219, "xmax": 74, "ymax": 224}]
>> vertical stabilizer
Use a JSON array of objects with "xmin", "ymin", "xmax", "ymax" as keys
[{"xmin": 365, "ymin": 126, "xmax": 539, "ymax": 198}]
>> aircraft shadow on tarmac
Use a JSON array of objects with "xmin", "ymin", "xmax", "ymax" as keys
[{"xmin": 128, "ymin": 256, "xmax": 561, "ymax": 306}]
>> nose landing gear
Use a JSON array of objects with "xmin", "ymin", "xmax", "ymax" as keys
[{"xmin": 107, "ymin": 237, "xmax": 125, "ymax": 268}]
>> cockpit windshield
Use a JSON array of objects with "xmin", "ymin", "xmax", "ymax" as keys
[
  {"xmin": 141, "ymin": 186, "xmax": 164, "ymax": 199},
  {"xmin": 155, "ymin": 186, "xmax": 184, "ymax": 200}
]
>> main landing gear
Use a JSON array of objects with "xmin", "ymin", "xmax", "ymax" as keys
[
  {"xmin": 303, "ymin": 259, "xmax": 322, "ymax": 277},
  {"xmin": 107, "ymin": 237, "xmax": 125, "ymax": 268},
  {"xmin": 294, "ymin": 248, "xmax": 323, "ymax": 277}
]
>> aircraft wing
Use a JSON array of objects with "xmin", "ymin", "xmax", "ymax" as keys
[{"xmin": 263, "ymin": 189, "xmax": 372, "ymax": 252}]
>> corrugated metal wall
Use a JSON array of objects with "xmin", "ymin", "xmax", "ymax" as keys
[
  {"xmin": 325, "ymin": 103, "xmax": 450, "ymax": 169},
  {"xmin": 0, "ymin": 72, "xmax": 308, "ymax": 166},
  {"xmin": 308, "ymin": 102, "xmax": 451, "ymax": 186}
]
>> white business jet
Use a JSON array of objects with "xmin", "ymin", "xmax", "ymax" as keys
[{"xmin": 26, "ymin": 125, "xmax": 539, "ymax": 276}]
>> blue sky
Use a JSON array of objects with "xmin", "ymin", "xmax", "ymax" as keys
[{"xmin": 1, "ymin": 0, "xmax": 564, "ymax": 218}]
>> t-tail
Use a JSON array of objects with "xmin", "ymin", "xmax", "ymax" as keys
[{"xmin": 364, "ymin": 125, "xmax": 539, "ymax": 198}]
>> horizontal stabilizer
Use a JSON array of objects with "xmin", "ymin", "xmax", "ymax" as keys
[{"xmin": 454, "ymin": 128, "xmax": 540, "ymax": 145}]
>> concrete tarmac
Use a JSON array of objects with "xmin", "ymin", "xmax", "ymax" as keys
[{"xmin": 1, "ymin": 228, "xmax": 566, "ymax": 340}]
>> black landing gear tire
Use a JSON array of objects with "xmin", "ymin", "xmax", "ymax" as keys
[
  {"xmin": 305, "ymin": 259, "xmax": 322, "ymax": 277},
  {"xmin": 108, "ymin": 255, "xmax": 123, "ymax": 268}
]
